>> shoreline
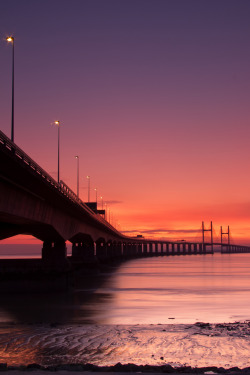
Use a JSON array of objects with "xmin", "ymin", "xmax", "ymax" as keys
[{"xmin": 1, "ymin": 322, "xmax": 250, "ymax": 371}]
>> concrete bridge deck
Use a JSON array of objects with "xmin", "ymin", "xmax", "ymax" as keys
[{"xmin": 0, "ymin": 129, "xmax": 250, "ymax": 271}]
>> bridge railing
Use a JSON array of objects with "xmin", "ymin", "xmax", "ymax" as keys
[
  {"xmin": 0, "ymin": 130, "xmax": 60, "ymax": 188},
  {"xmin": 0, "ymin": 130, "xmax": 121, "ymax": 236},
  {"xmin": 59, "ymin": 180, "xmax": 100, "ymax": 217},
  {"xmin": 60, "ymin": 180, "xmax": 84, "ymax": 205}
]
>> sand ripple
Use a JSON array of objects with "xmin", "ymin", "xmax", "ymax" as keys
[{"xmin": 0, "ymin": 322, "xmax": 250, "ymax": 368}]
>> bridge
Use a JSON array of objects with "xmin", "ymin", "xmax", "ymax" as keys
[{"xmin": 0, "ymin": 130, "xmax": 250, "ymax": 271}]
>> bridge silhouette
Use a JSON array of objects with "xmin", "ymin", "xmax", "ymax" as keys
[{"xmin": 0, "ymin": 129, "xmax": 250, "ymax": 270}]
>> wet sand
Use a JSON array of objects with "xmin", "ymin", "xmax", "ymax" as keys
[
  {"xmin": 1, "ymin": 255, "xmax": 250, "ymax": 371},
  {"xmin": 1, "ymin": 322, "xmax": 250, "ymax": 370},
  {"xmin": 3, "ymin": 372, "xmax": 250, "ymax": 375},
  {"xmin": 3, "ymin": 370, "xmax": 250, "ymax": 375}
]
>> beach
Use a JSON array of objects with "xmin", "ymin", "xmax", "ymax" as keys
[
  {"xmin": 1, "ymin": 322, "xmax": 250, "ymax": 370},
  {"xmin": 0, "ymin": 255, "xmax": 250, "ymax": 371}
]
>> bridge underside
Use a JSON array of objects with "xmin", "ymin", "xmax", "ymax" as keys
[
  {"xmin": 1, "ymin": 129, "xmax": 250, "ymax": 271},
  {"xmin": 0, "ymin": 213, "xmax": 64, "ymax": 242},
  {"xmin": 0, "ymin": 205, "xmax": 248, "ymax": 266}
]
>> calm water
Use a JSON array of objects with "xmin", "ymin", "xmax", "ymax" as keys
[
  {"xmin": 0, "ymin": 254, "xmax": 250, "ymax": 368},
  {"xmin": 0, "ymin": 253, "xmax": 250, "ymax": 324},
  {"xmin": 1, "ymin": 252, "xmax": 250, "ymax": 367},
  {"xmin": 88, "ymin": 253, "xmax": 250, "ymax": 324}
]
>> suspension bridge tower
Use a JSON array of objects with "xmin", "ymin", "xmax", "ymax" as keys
[
  {"xmin": 202, "ymin": 221, "xmax": 213, "ymax": 253},
  {"xmin": 220, "ymin": 225, "xmax": 230, "ymax": 251}
]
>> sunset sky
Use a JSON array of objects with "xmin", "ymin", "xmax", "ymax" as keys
[{"xmin": 1, "ymin": 0, "xmax": 250, "ymax": 246}]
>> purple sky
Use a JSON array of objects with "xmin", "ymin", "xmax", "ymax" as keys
[{"xmin": 1, "ymin": 0, "xmax": 250, "ymax": 244}]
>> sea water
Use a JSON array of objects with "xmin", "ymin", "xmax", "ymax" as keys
[{"xmin": 0, "ymin": 253, "xmax": 250, "ymax": 368}]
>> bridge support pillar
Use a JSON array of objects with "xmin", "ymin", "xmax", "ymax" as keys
[
  {"xmin": 182, "ymin": 243, "xmax": 186, "ymax": 255},
  {"xmin": 170, "ymin": 243, "xmax": 174, "ymax": 254},
  {"xmin": 42, "ymin": 240, "xmax": 69, "ymax": 268},
  {"xmin": 107, "ymin": 241, "xmax": 113, "ymax": 258},
  {"xmin": 166, "ymin": 243, "xmax": 169, "ymax": 255},
  {"xmin": 117, "ymin": 242, "xmax": 123, "ymax": 257},
  {"xmin": 127, "ymin": 243, "xmax": 132, "ymax": 256},
  {"xmin": 128, "ymin": 243, "xmax": 134, "ymax": 256},
  {"xmin": 138, "ymin": 243, "xmax": 143, "ymax": 256},
  {"xmin": 72, "ymin": 242, "xmax": 95, "ymax": 261},
  {"xmin": 123, "ymin": 243, "xmax": 132, "ymax": 257},
  {"xmin": 194, "ymin": 243, "xmax": 197, "ymax": 254},
  {"xmin": 161, "ymin": 243, "xmax": 164, "ymax": 255},
  {"xmin": 96, "ymin": 241, "xmax": 107, "ymax": 261},
  {"xmin": 111, "ymin": 242, "xmax": 122, "ymax": 258},
  {"xmin": 173, "ymin": 243, "xmax": 176, "ymax": 254},
  {"xmin": 132, "ymin": 243, "xmax": 138, "ymax": 256},
  {"xmin": 177, "ymin": 243, "xmax": 180, "ymax": 255},
  {"xmin": 123, "ymin": 242, "xmax": 128, "ymax": 257},
  {"xmin": 155, "ymin": 243, "xmax": 158, "ymax": 255},
  {"xmin": 149, "ymin": 243, "xmax": 153, "ymax": 256}
]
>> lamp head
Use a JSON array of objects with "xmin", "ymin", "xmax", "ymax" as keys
[{"xmin": 6, "ymin": 36, "xmax": 14, "ymax": 43}]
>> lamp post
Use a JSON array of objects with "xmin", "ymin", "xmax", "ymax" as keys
[
  {"xmin": 87, "ymin": 176, "xmax": 90, "ymax": 202},
  {"xmin": 104, "ymin": 203, "xmax": 107, "ymax": 220},
  {"xmin": 53, "ymin": 121, "xmax": 60, "ymax": 183},
  {"xmin": 101, "ymin": 196, "xmax": 103, "ymax": 210},
  {"xmin": 75, "ymin": 156, "xmax": 79, "ymax": 197},
  {"xmin": 94, "ymin": 188, "xmax": 97, "ymax": 203},
  {"xmin": 6, "ymin": 36, "xmax": 14, "ymax": 142}
]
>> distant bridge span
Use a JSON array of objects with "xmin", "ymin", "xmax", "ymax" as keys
[{"xmin": 0, "ymin": 130, "xmax": 249, "ymax": 268}]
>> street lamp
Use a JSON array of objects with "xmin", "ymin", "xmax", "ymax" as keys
[
  {"xmin": 6, "ymin": 36, "xmax": 14, "ymax": 142},
  {"xmin": 94, "ymin": 188, "xmax": 97, "ymax": 203},
  {"xmin": 75, "ymin": 156, "xmax": 79, "ymax": 197},
  {"xmin": 87, "ymin": 176, "xmax": 90, "ymax": 202},
  {"xmin": 53, "ymin": 120, "xmax": 60, "ymax": 183},
  {"xmin": 101, "ymin": 196, "xmax": 103, "ymax": 210}
]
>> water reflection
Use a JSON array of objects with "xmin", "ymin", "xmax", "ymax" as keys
[
  {"xmin": 95, "ymin": 253, "xmax": 250, "ymax": 324},
  {"xmin": 1, "ymin": 253, "xmax": 250, "ymax": 325},
  {"xmin": 0, "ymin": 270, "xmax": 115, "ymax": 324},
  {"xmin": 1, "ymin": 254, "xmax": 250, "ymax": 367}
]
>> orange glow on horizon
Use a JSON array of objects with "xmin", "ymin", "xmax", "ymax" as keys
[{"xmin": 2, "ymin": 1, "xmax": 250, "ymax": 249}]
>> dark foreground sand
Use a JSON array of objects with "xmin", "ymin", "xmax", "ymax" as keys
[
  {"xmin": 3, "ymin": 369, "xmax": 250, "ymax": 375},
  {"xmin": 2, "ymin": 362, "xmax": 250, "ymax": 375}
]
